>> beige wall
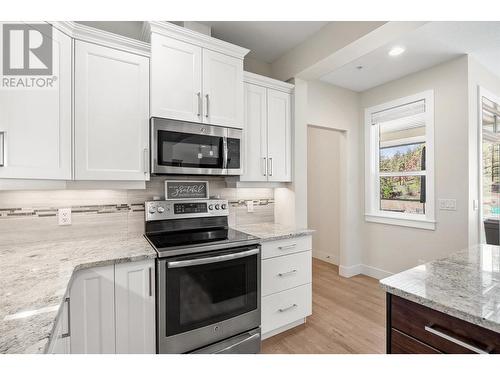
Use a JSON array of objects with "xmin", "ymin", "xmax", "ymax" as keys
[
  {"xmin": 307, "ymin": 126, "xmax": 343, "ymax": 264},
  {"xmin": 360, "ymin": 56, "xmax": 470, "ymax": 275},
  {"xmin": 467, "ymin": 56, "xmax": 500, "ymax": 246},
  {"xmin": 244, "ymin": 57, "xmax": 272, "ymax": 78}
]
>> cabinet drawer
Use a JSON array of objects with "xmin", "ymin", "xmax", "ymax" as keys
[
  {"xmin": 261, "ymin": 235, "xmax": 312, "ymax": 260},
  {"xmin": 262, "ymin": 283, "xmax": 312, "ymax": 335},
  {"xmin": 391, "ymin": 329, "xmax": 441, "ymax": 354},
  {"xmin": 391, "ymin": 295, "xmax": 500, "ymax": 354},
  {"xmin": 262, "ymin": 251, "xmax": 311, "ymax": 296}
]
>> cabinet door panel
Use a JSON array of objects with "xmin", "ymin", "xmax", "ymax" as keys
[
  {"xmin": 0, "ymin": 24, "xmax": 71, "ymax": 180},
  {"xmin": 267, "ymin": 90, "xmax": 291, "ymax": 182},
  {"xmin": 202, "ymin": 49, "xmax": 243, "ymax": 128},
  {"xmin": 151, "ymin": 34, "xmax": 202, "ymax": 122},
  {"xmin": 70, "ymin": 265, "xmax": 115, "ymax": 354},
  {"xmin": 74, "ymin": 41, "xmax": 149, "ymax": 181},
  {"xmin": 115, "ymin": 260, "xmax": 155, "ymax": 354},
  {"xmin": 241, "ymin": 83, "xmax": 267, "ymax": 181}
]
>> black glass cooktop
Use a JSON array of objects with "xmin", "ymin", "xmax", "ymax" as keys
[{"xmin": 145, "ymin": 227, "xmax": 259, "ymax": 257}]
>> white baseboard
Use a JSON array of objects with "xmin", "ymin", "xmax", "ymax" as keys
[
  {"xmin": 338, "ymin": 263, "xmax": 363, "ymax": 278},
  {"xmin": 338, "ymin": 263, "xmax": 393, "ymax": 280},
  {"xmin": 312, "ymin": 250, "xmax": 339, "ymax": 265}
]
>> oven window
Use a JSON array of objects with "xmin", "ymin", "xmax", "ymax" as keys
[
  {"xmin": 165, "ymin": 251, "xmax": 258, "ymax": 336},
  {"xmin": 158, "ymin": 130, "xmax": 224, "ymax": 169}
]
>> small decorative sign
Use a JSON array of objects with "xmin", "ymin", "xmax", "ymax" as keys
[{"xmin": 165, "ymin": 180, "xmax": 209, "ymax": 200}]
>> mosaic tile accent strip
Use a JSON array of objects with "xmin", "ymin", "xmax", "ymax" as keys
[{"xmin": 0, "ymin": 204, "xmax": 145, "ymax": 218}]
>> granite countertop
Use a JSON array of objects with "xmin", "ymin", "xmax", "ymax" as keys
[
  {"xmin": 380, "ymin": 244, "xmax": 500, "ymax": 334},
  {"xmin": 234, "ymin": 222, "xmax": 314, "ymax": 242},
  {"xmin": 0, "ymin": 235, "xmax": 156, "ymax": 354}
]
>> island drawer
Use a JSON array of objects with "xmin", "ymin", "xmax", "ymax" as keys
[
  {"xmin": 391, "ymin": 329, "xmax": 441, "ymax": 354},
  {"xmin": 261, "ymin": 236, "xmax": 312, "ymax": 259},
  {"xmin": 390, "ymin": 294, "xmax": 500, "ymax": 354},
  {"xmin": 262, "ymin": 250, "xmax": 312, "ymax": 296}
]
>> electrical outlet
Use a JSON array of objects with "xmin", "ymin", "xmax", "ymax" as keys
[
  {"xmin": 438, "ymin": 199, "xmax": 457, "ymax": 211},
  {"xmin": 58, "ymin": 208, "xmax": 72, "ymax": 226},
  {"xmin": 246, "ymin": 200, "xmax": 254, "ymax": 213}
]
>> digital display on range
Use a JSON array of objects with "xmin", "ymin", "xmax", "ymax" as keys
[{"xmin": 174, "ymin": 202, "xmax": 208, "ymax": 214}]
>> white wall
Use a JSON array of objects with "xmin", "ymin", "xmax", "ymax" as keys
[
  {"xmin": 467, "ymin": 56, "xmax": 500, "ymax": 246},
  {"xmin": 306, "ymin": 81, "xmax": 363, "ymax": 272},
  {"xmin": 244, "ymin": 57, "xmax": 272, "ymax": 77},
  {"xmin": 360, "ymin": 56, "xmax": 470, "ymax": 275},
  {"xmin": 307, "ymin": 126, "xmax": 343, "ymax": 265}
]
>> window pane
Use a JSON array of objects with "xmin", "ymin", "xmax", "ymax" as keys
[
  {"xmin": 379, "ymin": 143, "xmax": 425, "ymax": 172},
  {"xmin": 380, "ymin": 176, "xmax": 425, "ymax": 214}
]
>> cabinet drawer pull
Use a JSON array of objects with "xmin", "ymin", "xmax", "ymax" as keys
[
  {"xmin": 0, "ymin": 131, "xmax": 5, "ymax": 167},
  {"xmin": 268, "ymin": 157, "xmax": 273, "ymax": 176},
  {"xmin": 424, "ymin": 325, "xmax": 489, "ymax": 354},
  {"xmin": 262, "ymin": 157, "xmax": 267, "ymax": 176},
  {"xmin": 205, "ymin": 94, "xmax": 210, "ymax": 118},
  {"xmin": 148, "ymin": 267, "xmax": 152, "ymax": 297},
  {"xmin": 143, "ymin": 148, "xmax": 149, "ymax": 174},
  {"xmin": 197, "ymin": 92, "xmax": 202, "ymax": 117},
  {"xmin": 278, "ymin": 304, "xmax": 298, "ymax": 313},
  {"xmin": 278, "ymin": 244, "xmax": 297, "ymax": 250},
  {"xmin": 61, "ymin": 297, "xmax": 71, "ymax": 339},
  {"xmin": 278, "ymin": 269, "xmax": 297, "ymax": 277}
]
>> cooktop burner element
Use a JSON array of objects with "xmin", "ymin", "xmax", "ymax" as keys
[{"xmin": 144, "ymin": 199, "xmax": 259, "ymax": 258}]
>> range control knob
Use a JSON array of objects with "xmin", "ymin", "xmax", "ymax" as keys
[
  {"xmin": 215, "ymin": 204, "xmax": 220, "ymax": 210},
  {"xmin": 208, "ymin": 204, "xmax": 214, "ymax": 210},
  {"xmin": 157, "ymin": 207, "xmax": 165, "ymax": 213},
  {"xmin": 221, "ymin": 204, "xmax": 227, "ymax": 210},
  {"xmin": 148, "ymin": 207, "xmax": 156, "ymax": 214}
]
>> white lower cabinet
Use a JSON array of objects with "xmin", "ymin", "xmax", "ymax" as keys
[
  {"xmin": 115, "ymin": 260, "xmax": 156, "ymax": 354},
  {"xmin": 55, "ymin": 259, "xmax": 155, "ymax": 354},
  {"xmin": 260, "ymin": 235, "xmax": 312, "ymax": 338},
  {"xmin": 70, "ymin": 265, "xmax": 116, "ymax": 354}
]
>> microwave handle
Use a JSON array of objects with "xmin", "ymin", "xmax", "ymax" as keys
[
  {"xmin": 0, "ymin": 131, "xmax": 4, "ymax": 167},
  {"xmin": 222, "ymin": 137, "xmax": 228, "ymax": 169},
  {"xmin": 167, "ymin": 248, "xmax": 259, "ymax": 268}
]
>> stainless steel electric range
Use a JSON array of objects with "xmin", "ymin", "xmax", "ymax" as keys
[{"xmin": 144, "ymin": 199, "xmax": 261, "ymax": 354}]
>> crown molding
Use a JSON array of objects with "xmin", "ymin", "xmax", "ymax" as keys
[
  {"xmin": 147, "ymin": 21, "xmax": 249, "ymax": 59},
  {"xmin": 243, "ymin": 71, "xmax": 294, "ymax": 93},
  {"xmin": 139, "ymin": 21, "xmax": 151, "ymax": 43},
  {"xmin": 50, "ymin": 21, "xmax": 151, "ymax": 57}
]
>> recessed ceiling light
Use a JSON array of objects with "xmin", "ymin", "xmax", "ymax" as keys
[{"xmin": 388, "ymin": 46, "xmax": 405, "ymax": 57}]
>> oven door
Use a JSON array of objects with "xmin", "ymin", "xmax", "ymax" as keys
[
  {"xmin": 157, "ymin": 245, "xmax": 261, "ymax": 354},
  {"xmin": 151, "ymin": 118, "xmax": 226, "ymax": 175}
]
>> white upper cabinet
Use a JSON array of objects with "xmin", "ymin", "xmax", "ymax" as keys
[
  {"xmin": 150, "ymin": 34, "xmax": 202, "ymax": 122},
  {"xmin": 267, "ymin": 89, "xmax": 292, "ymax": 182},
  {"xmin": 241, "ymin": 72, "xmax": 293, "ymax": 183},
  {"xmin": 74, "ymin": 40, "xmax": 150, "ymax": 181},
  {"xmin": 202, "ymin": 49, "xmax": 243, "ymax": 127},
  {"xmin": 115, "ymin": 260, "xmax": 155, "ymax": 354},
  {"xmin": 0, "ymin": 24, "xmax": 72, "ymax": 180},
  {"xmin": 241, "ymin": 83, "xmax": 267, "ymax": 181},
  {"xmin": 148, "ymin": 22, "xmax": 248, "ymax": 128}
]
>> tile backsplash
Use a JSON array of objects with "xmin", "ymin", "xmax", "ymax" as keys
[{"xmin": 0, "ymin": 177, "xmax": 275, "ymax": 246}]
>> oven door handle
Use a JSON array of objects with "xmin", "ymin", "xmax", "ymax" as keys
[{"xmin": 167, "ymin": 248, "xmax": 259, "ymax": 268}]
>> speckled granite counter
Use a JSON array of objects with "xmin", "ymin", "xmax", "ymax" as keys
[
  {"xmin": 234, "ymin": 223, "xmax": 314, "ymax": 242},
  {"xmin": 380, "ymin": 244, "xmax": 500, "ymax": 334},
  {"xmin": 0, "ymin": 236, "xmax": 156, "ymax": 354}
]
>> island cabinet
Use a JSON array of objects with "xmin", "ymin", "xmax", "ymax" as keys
[
  {"xmin": 49, "ymin": 259, "xmax": 155, "ymax": 354},
  {"xmin": 387, "ymin": 294, "xmax": 500, "ymax": 354},
  {"xmin": 261, "ymin": 235, "xmax": 312, "ymax": 339}
]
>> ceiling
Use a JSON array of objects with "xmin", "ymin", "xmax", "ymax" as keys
[
  {"xmin": 197, "ymin": 21, "xmax": 329, "ymax": 63},
  {"xmin": 320, "ymin": 21, "xmax": 500, "ymax": 92}
]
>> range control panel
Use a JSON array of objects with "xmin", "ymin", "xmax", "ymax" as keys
[{"xmin": 145, "ymin": 199, "xmax": 229, "ymax": 221}]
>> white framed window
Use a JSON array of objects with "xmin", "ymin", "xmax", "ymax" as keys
[{"xmin": 364, "ymin": 90, "xmax": 435, "ymax": 230}]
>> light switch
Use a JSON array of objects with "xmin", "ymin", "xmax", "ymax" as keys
[{"xmin": 438, "ymin": 199, "xmax": 457, "ymax": 211}]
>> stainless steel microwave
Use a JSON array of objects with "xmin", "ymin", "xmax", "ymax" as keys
[{"xmin": 150, "ymin": 118, "xmax": 242, "ymax": 176}]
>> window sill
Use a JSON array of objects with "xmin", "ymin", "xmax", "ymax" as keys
[{"xmin": 365, "ymin": 213, "xmax": 436, "ymax": 230}]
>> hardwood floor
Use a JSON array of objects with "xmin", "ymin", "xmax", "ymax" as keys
[{"xmin": 261, "ymin": 258, "xmax": 386, "ymax": 354}]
